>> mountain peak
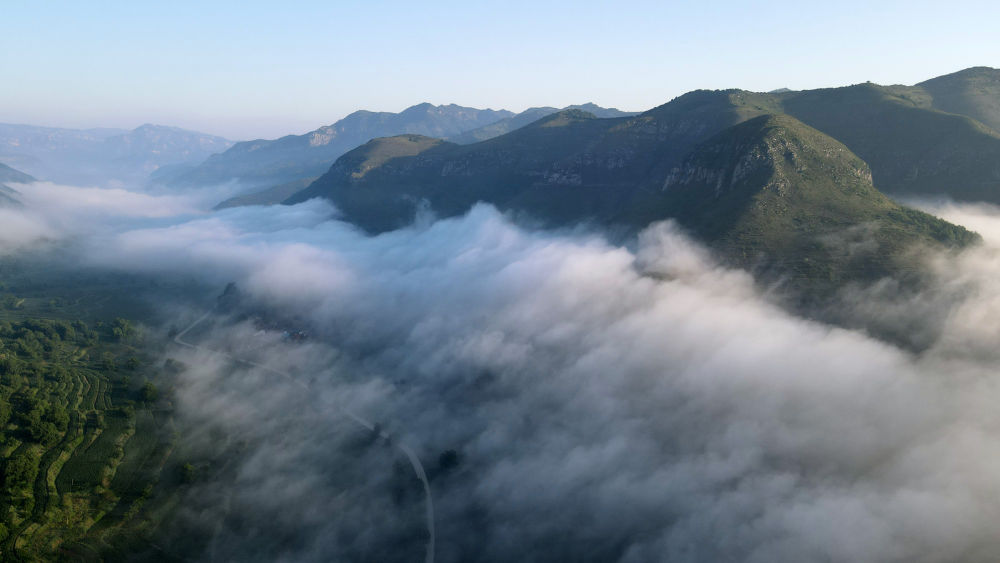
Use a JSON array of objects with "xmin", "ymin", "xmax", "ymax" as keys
[
  {"xmin": 663, "ymin": 113, "xmax": 871, "ymax": 197},
  {"xmin": 401, "ymin": 102, "xmax": 437, "ymax": 114},
  {"xmin": 532, "ymin": 108, "xmax": 598, "ymax": 128}
]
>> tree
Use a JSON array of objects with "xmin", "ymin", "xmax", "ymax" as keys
[
  {"xmin": 32, "ymin": 420, "xmax": 60, "ymax": 446},
  {"xmin": 141, "ymin": 381, "xmax": 158, "ymax": 403},
  {"xmin": 101, "ymin": 353, "xmax": 116, "ymax": 372},
  {"xmin": 111, "ymin": 318, "xmax": 133, "ymax": 342},
  {"xmin": 3, "ymin": 450, "xmax": 38, "ymax": 490},
  {"xmin": 48, "ymin": 404, "xmax": 69, "ymax": 432}
]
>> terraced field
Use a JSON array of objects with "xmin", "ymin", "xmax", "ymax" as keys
[{"xmin": 0, "ymin": 318, "xmax": 175, "ymax": 561}]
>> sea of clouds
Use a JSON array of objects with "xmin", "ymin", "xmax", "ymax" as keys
[{"xmin": 5, "ymin": 181, "xmax": 1000, "ymax": 562}]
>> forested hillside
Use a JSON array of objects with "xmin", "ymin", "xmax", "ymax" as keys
[{"xmin": 0, "ymin": 308, "xmax": 174, "ymax": 560}]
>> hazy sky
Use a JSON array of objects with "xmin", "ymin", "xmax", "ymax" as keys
[{"xmin": 3, "ymin": 0, "xmax": 997, "ymax": 140}]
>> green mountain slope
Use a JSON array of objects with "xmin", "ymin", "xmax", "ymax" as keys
[
  {"xmin": 213, "ymin": 177, "xmax": 318, "ymax": 210},
  {"xmin": 286, "ymin": 91, "xmax": 782, "ymax": 229},
  {"xmin": 221, "ymin": 67, "xmax": 1000, "ymax": 210},
  {"xmin": 288, "ymin": 110, "xmax": 975, "ymax": 301},
  {"xmin": 625, "ymin": 115, "xmax": 976, "ymax": 295},
  {"xmin": 915, "ymin": 66, "xmax": 1000, "ymax": 132},
  {"xmin": 287, "ymin": 107, "xmax": 671, "ymax": 231},
  {"xmin": 282, "ymin": 67, "xmax": 1000, "ymax": 302},
  {"xmin": 777, "ymin": 83, "xmax": 1000, "ymax": 202}
]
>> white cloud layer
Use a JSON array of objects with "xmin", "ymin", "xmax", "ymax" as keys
[{"xmin": 8, "ymin": 183, "xmax": 1000, "ymax": 561}]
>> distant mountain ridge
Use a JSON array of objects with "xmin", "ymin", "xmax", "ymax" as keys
[
  {"xmin": 156, "ymin": 103, "xmax": 515, "ymax": 190},
  {"xmin": 106, "ymin": 124, "xmax": 233, "ymax": 166},
  {"xmin": 0, "ymin": 123, "xmax": 232, "ymax": 186},
  {"xmin": 205, "ymin": 103, "xmax": 634, "ymax": 208}
]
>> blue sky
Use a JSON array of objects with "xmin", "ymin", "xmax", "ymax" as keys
[{"xmin": 2, "ymin": 0, "xmax": 998, "ymax": 140}]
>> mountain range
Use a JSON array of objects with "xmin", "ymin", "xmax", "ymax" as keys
[
  {"xmin": 4, "ymin": 67, "xmax": 998, "ymax": 308},
  {"xmin": 171, "ymin": 103, "xmax": 635, "ymax": 209},
  {"xmin": 157, "ymin": 103, "xmax": 516, "ymax": 190},
  {"xmin": 0, "ymin": 123, "xmax": 232, "ymax": 186},
  {"xmin": 286, "ymin": 67, "xmax": 1000, "ymax": 304}
]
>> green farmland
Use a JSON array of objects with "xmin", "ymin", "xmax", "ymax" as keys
[{"xmin": 0, "ymin": 314, "xmax": 175, "ymax": 561}]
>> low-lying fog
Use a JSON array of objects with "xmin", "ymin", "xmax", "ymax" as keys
[{"xmin": 5, "ymin": 181, "xmax": 1000, "ymax": 562}]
